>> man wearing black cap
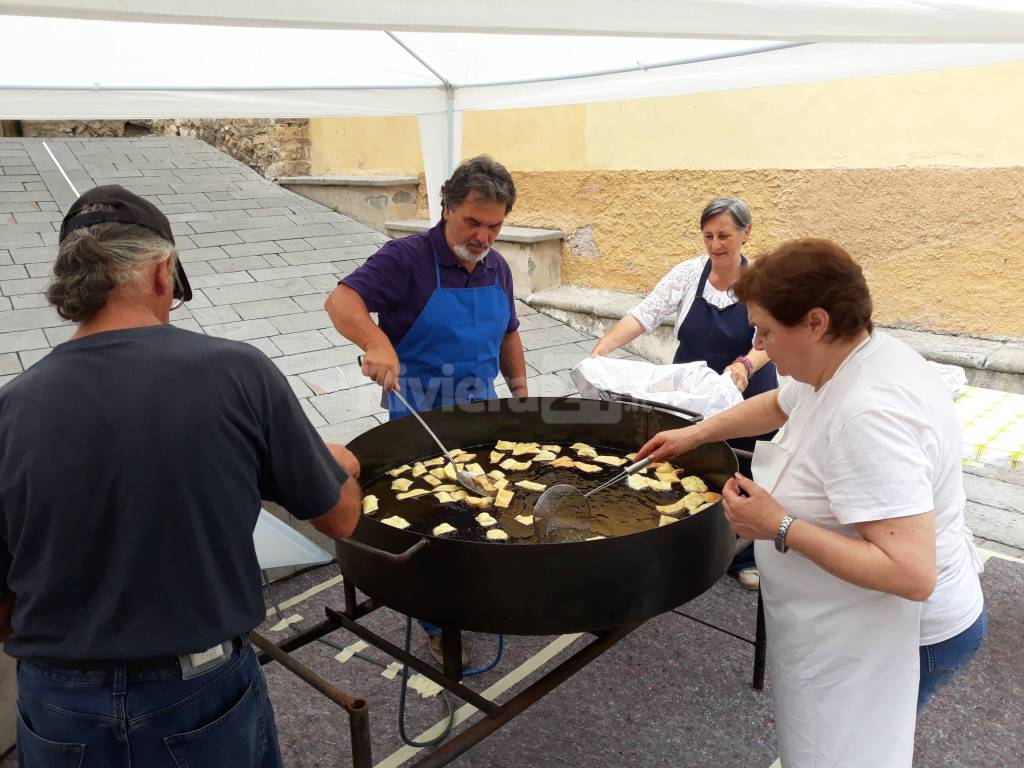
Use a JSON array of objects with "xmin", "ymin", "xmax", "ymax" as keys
[{"xmin": 0, "ymin": 186, "xmax": 361, "ymax": 766}]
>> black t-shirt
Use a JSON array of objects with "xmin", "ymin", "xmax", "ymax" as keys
[{"xmin": 0, "ymin": 325, "xmax": 346, "ymax": 661}]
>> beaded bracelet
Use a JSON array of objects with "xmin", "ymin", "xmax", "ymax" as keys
[{"xmin": 733, "ymin": 356, "xmax": 754, "ymax": 377}]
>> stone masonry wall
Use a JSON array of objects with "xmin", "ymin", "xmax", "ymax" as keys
[{"xmin": 19, "ymin": 119, "xmax": 310, "ymax": 179}]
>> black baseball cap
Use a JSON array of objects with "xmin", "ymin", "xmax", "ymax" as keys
[{"xmin": 59, "ymin": 185, "xmax": 192, "ymax": 303}]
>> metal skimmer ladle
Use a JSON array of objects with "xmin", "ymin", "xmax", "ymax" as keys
[
  {"xmin": 533, "ymin": 456, "xmax": 654, "ymax": 543},
  {"xmin": 357, "ymin": 355, "xmax": 487, "ymax": 495}
]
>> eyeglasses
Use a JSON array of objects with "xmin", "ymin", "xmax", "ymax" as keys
[{"xmin": 169, "ymin": 255, "xmax": 186, "ymax": 311}]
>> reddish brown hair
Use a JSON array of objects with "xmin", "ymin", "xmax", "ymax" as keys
[{"xmin": 733, "ymin": 238, "xmax": 873, "ymax": 339}]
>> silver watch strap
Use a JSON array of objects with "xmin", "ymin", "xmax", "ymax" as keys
[{"xmin": 775, "ymin": 515, "xmax": 795, "ymax": 553}]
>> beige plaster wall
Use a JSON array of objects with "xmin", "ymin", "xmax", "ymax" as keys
[{"xmin": 415, "ymin": 167, "xmax": 1024, "ymax": 337}]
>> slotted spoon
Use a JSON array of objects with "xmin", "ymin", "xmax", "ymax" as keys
[{"xmin": 533, "ymin": 456, "xmax": 654, "ymax": 543}]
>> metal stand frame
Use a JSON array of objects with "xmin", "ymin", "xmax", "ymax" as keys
[{"xmin": 253, "ymin": 580, "xmax": 766, "ymax": 767}]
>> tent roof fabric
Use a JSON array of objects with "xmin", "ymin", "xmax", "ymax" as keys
[
  {"xmin": 2, "ymin": 1, "xmax": 1024, "ymax": 120},
  {"xmin": 5, "ymin": 1, "xmax": 1024, "ymax": 43}
]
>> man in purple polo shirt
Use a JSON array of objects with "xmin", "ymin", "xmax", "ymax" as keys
[{"xmin": 325, "ymin": 155, "xmax": 528, "ymax": 422}]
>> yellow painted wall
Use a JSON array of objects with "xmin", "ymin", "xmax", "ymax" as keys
[
  {"xmin": 310, "ymin": 115, "xmax": 422, "ymax": 175},
  {"xmin": 310, "ymin": 60, "xmax": 1024, "ymax": 337}
]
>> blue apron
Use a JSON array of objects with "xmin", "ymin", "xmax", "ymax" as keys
[
  {"xmin": 673, "ymin": 257, "xmax": 778, "ymax": 457},
  {"xmin": 387, "ymin": 240, "xmax": 510, "ymax": 420}
]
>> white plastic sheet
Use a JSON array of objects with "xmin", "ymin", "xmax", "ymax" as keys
[{"xmin": 571, "ymin": 356, "xmax": 743, "ymax": 419}]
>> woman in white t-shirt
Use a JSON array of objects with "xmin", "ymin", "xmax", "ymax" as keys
[
  {"xmin": 637, "ymin": 238, "xmax": 986, "ymax": 768},
  {"xmin": 592, "ymin": 196, "xmax": 777, "ymax": 589}
]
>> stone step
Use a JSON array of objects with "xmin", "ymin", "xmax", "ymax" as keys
[{"xmin": 277, "ymin": 175, "xmax": 419, "ymax": 234}]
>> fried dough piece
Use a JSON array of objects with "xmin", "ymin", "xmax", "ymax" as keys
[
  {"xmin": 574, "ymin": 461, "xmax": 602, "ymax": 473},
  {"xmin": 391, "ymin": 478, "xmax": 414, "ymax": 492},
  {"xmin": 500, "ymin": 458, "xmax": 532, "ymax": 471},
  {"xmin": 434, "ymin": 491, "xmax": 455, "ymax": 504},
  {"xmin": 494, "ymin": 489, "xmax": 515, "ymax": 508},
  {"xmin": 423, "ymin": 457, "xmax": 445, "ymax": 467},
  {"xmin": 381, "ymin": 515, "xmax": 410, "ymax": 529},
  {"xmin": 594, "ymin": 455, "xmax": 628, "ymax": 466},
  {"xmin": 550, "ymin": 455, "xmax": 577, "ymax": 468},
  {"xmin": 682, "ymin": 491, "xmax": 707, "ymax": 511},
  {"xmin": 627, "ymin": 474, "xmax": 649, "ymax": 491},
  {"xmin": 514, "ymin": 514, "xmax": 534, "ymax": 526},
  {"xmin": 475, "ymin": 512, "xmax": 498, "ymax": 526},
  {"xmin": 362, "ymin": 495, "xmax": 379, "ymax": 514},
  {"xmin": 495, "ymin": 440, "xmax": 516, "ymax": 451},
  {"xmin": 433, "ymin": 523, "xmax": 457, "ymax": 536},
  {"xmin": 487, "ymin": 469, "xmax": 506, "ymax": 480},
  {"xmin": 647, "ymin": 479, "xmax": 673, "ymax": 492},
  {"xmin": 411, "ymin": 463, "xmax": 427, "ymax": 478},
  {"xmin": 541, "ymin": 444, "xmax": 562, "ymax": 453},
  {"xmin": 532, "ymin": 450, "xmax": 558, "ymax": 462},
  {"xmin": 656, "ymin": 499, "xmax": 687, "ymax": 514},
  {"xmin": 703, "ymin": 491, "xmax": 722, "ymax": 503},
  {"xmin": 513, "ymin": 442, "xmax": 542, "ymax": 456},
  {"xmin": 464, "ymin": 495, "xmax": 493, "ymax": 509},
  {"xmin": 423, "ymin": 474, "xmax": 441, "ymax": 487},
  {"xmin": 658, "ymin": 515, "xmax": 679, "ymax": 527},
  {"xmin": 485, "ymin": 529, "xmax": 509, "ymax": 541},
  {"xmin": 396, "ymin": 488, "xmax": 430, "ymax": 501},
  {"xmin": 681, "ymin": 475, "xmax": 708, "ymax": 493},
  {"xmin": 490, "ymin": 451, "xmax": 505, "ymax": 464},
  {"xmin": 386, "ymin": 464, "xmax": 411, "ymax": 477},
  {"xmin": 515, "ymin": 480, "xmax": 547, "ymax": 492}
]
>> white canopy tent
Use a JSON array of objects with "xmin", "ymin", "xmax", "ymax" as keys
[{"xmin": 4, "ymin": 0, "xmax": 1024, "ymax": 219}]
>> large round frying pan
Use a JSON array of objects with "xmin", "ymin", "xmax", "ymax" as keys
[{"xmin": 338, "ymin": 396, "xmax": 737, "ymax": 635}]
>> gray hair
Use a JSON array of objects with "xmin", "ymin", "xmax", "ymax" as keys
[
  {"xmin": 47, "ymin": 203, "xmax": 176, "ymax": 323},
  {"xmin": 700, "ymin": 196, "xmax": 752, "ymax": 231},
  {"xmin": 440, "ymin": 154, "xmax": 517, "ymax": 214}
]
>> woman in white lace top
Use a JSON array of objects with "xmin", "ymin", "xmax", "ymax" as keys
[
  {"xmin": 592, "ymin": 196, "xmax": 779, "ymax": 588},
  {"xmin": 592, "ymin": 197, "xmax": 775, "ymax": 394}
]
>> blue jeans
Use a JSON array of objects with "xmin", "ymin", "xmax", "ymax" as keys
[
  {"xmin": 918, "ymin": 605, "xmax": 988, "ymax": 711},
  {"xmin": 16, "ymin": 640, "xmax": 282, "ymax": 768}
]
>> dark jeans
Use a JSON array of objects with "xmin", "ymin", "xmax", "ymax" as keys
[
  {"xmin": 16, "ymin": 640, "xmax": 282, "ymax": 768},
  {"xmin": 918, "ymin": 605, "xmax": 988, "ymax": 711},
  {"xmin": 727, "ymin": 542, "xmax": 757, "ymax": 575}
]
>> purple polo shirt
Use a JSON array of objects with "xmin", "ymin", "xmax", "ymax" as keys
[{"xmin": 341, "ymin": 222, "xmax": 519, "ymax": 347}]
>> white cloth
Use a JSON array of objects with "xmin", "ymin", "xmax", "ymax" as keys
[
  {"xmin": 628, "ymin": 255, "xmax": 746, "ymax": 338},
  {"xmin": 776, "ymin": 332, "xmax": 984, "ymax": 645},
  {"xmin": 569, "ymin": 356, "xmax": 742, "ymax": 418},
  {"xmin": 752, "ymin": 332, "xmax": 924, "ymax": 768}
]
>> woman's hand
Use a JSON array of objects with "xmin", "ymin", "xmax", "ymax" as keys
[
  {"xmin": 722, "ymin": 473, "xmax": 786, "ymax": 540},
  {"xmin": 636, "ymin": 425, "xmax": 705, "ymax": 463},
  {"xmin": 590, "ymin": 338, "xmax": 614, "ymax": 357},
  {"xmin": 727, "ymin": 361, "xmax": 749, "ymax": 393}
]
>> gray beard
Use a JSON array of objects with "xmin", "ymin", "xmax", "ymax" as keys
[{"xmin": 452, "ymin": 243, "xmax": 489, "ymax": 264}]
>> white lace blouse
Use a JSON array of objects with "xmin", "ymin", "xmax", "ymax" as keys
[{"xmin": 629, "ymin": 255, "xmax": 748, "ymax": 339}]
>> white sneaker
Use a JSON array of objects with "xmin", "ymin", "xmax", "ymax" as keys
[{"xmin": 737, "ymin": 568, "xmax": 760, "ymax": 591}]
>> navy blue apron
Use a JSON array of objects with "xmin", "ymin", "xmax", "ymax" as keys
[
  {"xmin": 387, "ymin": 239, "xmax": 510, "ymax": 420},
  {"xmin": 673, "ymin": 257, "xmax": 778, "ymax": 459}
]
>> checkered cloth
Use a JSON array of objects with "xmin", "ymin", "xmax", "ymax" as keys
[{"xmin": 956, "ymin": 386, "xmax": 1024, "ymax": 472}]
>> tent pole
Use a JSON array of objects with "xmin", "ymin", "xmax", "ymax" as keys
[{"xmin": 446, "ymin": 86, "xmax": 455, "ymax": 172}]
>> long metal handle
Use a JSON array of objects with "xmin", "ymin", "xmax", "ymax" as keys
[
  {"xmin": 584, "ymin": 456, "xmax": 654, "ymax": 498},
  {"xmin": 358, "ymin": 354, "xmax": 458, "ymax": 467},
  {"xmin": 342, "ymin": 536, "xmax": 429, "ymax": 563}
]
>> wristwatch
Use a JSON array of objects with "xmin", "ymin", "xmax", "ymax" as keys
[{"xmin": 775, "ymin": 515, "xmax": 796, "ymax": 553}]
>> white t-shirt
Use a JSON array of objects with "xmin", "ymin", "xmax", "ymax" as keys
[
  {"xmin": 629, "ymin": 255, "xmax": 745, "ymax": 337},
  {"xmin": 776, "ymin": 332, "xmax": 984, "ymax": 645}
]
